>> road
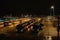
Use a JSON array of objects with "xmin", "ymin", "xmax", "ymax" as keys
[
  {"xmin": 0, "ymin": 16, "xmax": 58, "ymax": 40},
  {"xmin": 37, "ymin": 16, "xmax": 58, "ymax": 40}
]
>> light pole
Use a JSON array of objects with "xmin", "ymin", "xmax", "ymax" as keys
[{"xmin": 51, "ymin": 5, "xmax": 54, "ymax": 16}]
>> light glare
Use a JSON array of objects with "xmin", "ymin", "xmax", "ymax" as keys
[{"xmin": 51, "ymin": 5, "xmax": 54, "ymax": 9}]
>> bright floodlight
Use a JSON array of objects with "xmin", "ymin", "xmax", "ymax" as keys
[{"xmin": 51, "ymin": 5, "xmax": 54, "ymax": 9}]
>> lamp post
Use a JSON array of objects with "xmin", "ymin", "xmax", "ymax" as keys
[{"xmin": 51, "ymin": 5, "xmax": 54, "ymax": 16}]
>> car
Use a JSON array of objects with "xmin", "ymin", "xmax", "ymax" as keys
[
  {"xmin": 39, "ymin": 23, "xmax": 44, "ymax": 30},
  {"xmin": 16, "ymin": 24, "xmax": 25, "ymax": 33},
  {"xmin": 31, "ymin": 23, "xmax": 44, "ymax": 35},
  {"xmin": 31, "ymin": 24, "xmax": 39, "ymax": 35}
]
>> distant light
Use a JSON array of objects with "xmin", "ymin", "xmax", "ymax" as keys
[
  {"xmin": 21, "ymin": 29, "xmax": 23, "ymax": 32},
  {"xmin": 10, "ymin": 18, "xmax": 16, "ymax": 20},
  {"xmin": 31, "ymin": 26, "xmax": 33, "ymax": 29},
  {"xmin": 51, "ymin": 5, "xmax": 54, "ymax": 9},
  {"xmin": 0, "ymin": 18, "xmax": 4, "ymax": 22},
  {"xmin": 28, "ymin": 28, "xmax": 30, "ymax": 31},
  {"xmin": 47, "ymin": 16, "xmax": 52, "ymax": 21},
  {"xmin": 48, "ymin": 36, "xmax": 52, "ymax": 40}
]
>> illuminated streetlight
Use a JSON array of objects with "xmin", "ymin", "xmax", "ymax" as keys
[
  {"xmin": 51, "ymin": 5, "xmax": 54, "ymax": 9},
  {"xmin": 51, "ymin": 5, "xmax": 54, "ymax": 16}
]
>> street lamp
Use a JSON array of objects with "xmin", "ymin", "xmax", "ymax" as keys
[{"xmin": 51, "ymin": 5, "xmax": 54, "ymax": 16}]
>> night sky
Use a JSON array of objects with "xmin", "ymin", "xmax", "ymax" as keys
[{"xmin": 0, "ymin": 0, "xmax": 60, "ymax": 16}]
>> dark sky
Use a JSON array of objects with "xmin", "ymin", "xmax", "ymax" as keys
[{"xmin": 0, "ymin": 0, "xmax": 60, "ymax": 16}]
